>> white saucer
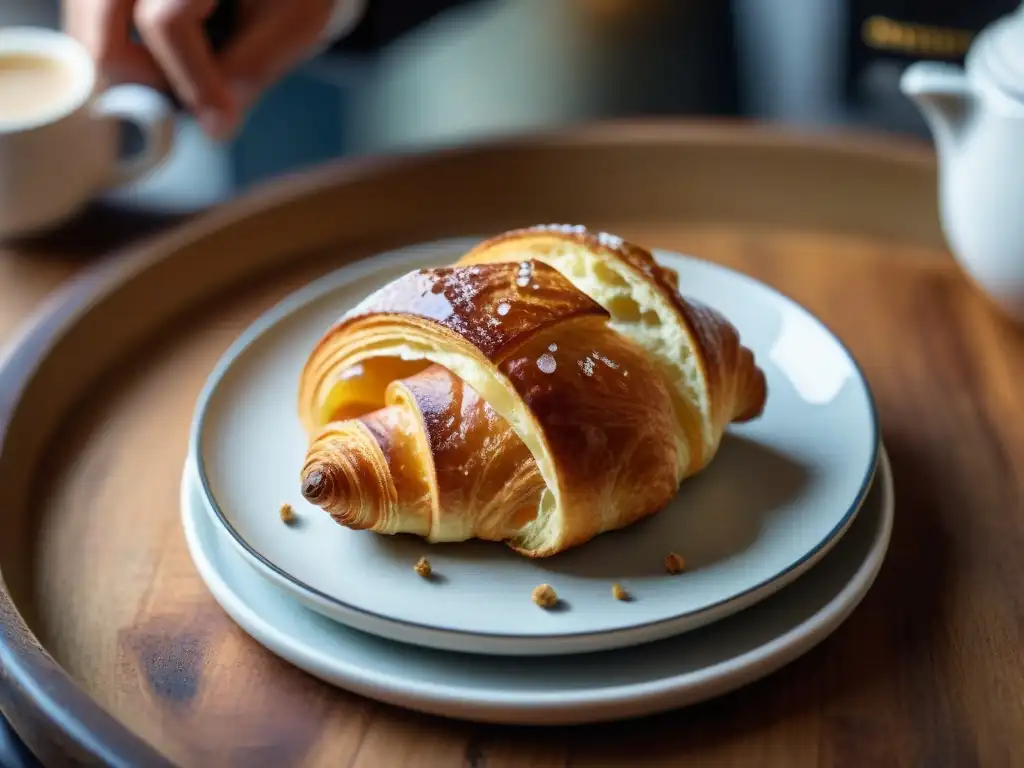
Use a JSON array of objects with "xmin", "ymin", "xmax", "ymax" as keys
[
  {"xmin": 191, "ymin": 237, "xmax": 879, "ymax": 656},
  {"xmin": 181, "ymin": 446, "xmax": 893, "ymax": 726}
]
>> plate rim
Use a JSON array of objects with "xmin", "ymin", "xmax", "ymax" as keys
[
  {"xmin": 181, "ymin": 446, "xmax": 894, "ymax": 723},
  {"xmin": 190, "ymin": 236, "xmax": 882, "ymax": 649}
]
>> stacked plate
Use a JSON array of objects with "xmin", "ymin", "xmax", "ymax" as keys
[{"xmin": 182, "ymin": 238, "xmax": 892, "ymax": 725}]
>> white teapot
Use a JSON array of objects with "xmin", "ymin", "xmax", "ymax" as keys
[{"xmin": 901, "ymin": 3, "xmax": 1024, "ymax": 322}]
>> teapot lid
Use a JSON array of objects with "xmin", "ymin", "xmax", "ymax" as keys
[{"xmin": 968, "ymin": 2, "xmax": 1024, "ymax": 101}]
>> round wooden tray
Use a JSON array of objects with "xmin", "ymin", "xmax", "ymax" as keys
[{"xmin": 2, "ymin": 122, "xmax": 1021, "ymax": 767}]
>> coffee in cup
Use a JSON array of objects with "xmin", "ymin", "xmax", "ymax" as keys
[
  {"xmin": 0, "ymin": 51, "xmax": 77, "ymax": 124},
  {"xmin": 0, "ymin": 27, "xmax": 175, "ymax": 240}
]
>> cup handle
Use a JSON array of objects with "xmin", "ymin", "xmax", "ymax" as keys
[{"xmin": 92, "ymin": 84, "xmax": 176, "ymax": 189}]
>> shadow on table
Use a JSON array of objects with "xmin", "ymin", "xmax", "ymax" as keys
[{"xmin": 1, "ymin": 203, "xmax": 190, "ymax": 262}]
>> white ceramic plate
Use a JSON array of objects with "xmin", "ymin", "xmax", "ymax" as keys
[
  {"xmin": 181, "ymin": 446, "xmax": 893, "ymax": 726},
  {"xmin": 191, "ymin": 237, "xmax": 879, "ymax": 656}
]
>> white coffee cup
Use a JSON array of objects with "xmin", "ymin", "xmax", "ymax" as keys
[{"xmin": 0, "ymin": 27, "xmax": 175, "ymax": 240}]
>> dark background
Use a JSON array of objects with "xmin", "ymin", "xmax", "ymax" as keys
[
  {"xmin": 3, "ymin": 0, "xmax": 1019, "ymax": 214},
  {"xmin": 232, "ymin": 0, "xmax": 1018, "ymax": 198}
]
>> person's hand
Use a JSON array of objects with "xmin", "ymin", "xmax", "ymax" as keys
[{"xmin": 64, "ymin": 0, "xmax": 337, "ymax": 140}]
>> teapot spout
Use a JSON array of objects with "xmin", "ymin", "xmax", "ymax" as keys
[{"xmin": 900, "ymin": 61, "xmax": 974, "ymax": 150}]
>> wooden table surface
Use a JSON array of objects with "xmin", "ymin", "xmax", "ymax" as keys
[{"xmin": 2, "ymin": 156, "xmax": 1024, "ymax": 767}]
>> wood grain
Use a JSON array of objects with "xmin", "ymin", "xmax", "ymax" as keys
[{"xmin": 1, "ymin": 123, "xmax": 1022, "ymax": 767}]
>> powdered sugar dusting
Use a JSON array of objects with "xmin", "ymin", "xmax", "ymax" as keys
[
  {"xmin": 577, "ymin": 350, "xmax": 618, "ymax": 376},
  {"xmin": 433, "ymin": 271, "xmax": 478, "ymax": 334},
  {"xmin": 537, "ymin": 354, "xmax": 557, "ymax": 374}
]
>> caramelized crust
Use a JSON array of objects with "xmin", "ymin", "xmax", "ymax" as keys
[
  {"xmin": 298, "ymin": 260, "xmax": 607, "ymax": 434},
  {"xmin": 496, "ymin": 317, "xmax": 679, "ymax": 551},
  {"xmin": 395, "ymin": 366, "xmax": 545, "ymax": 543},
  {"xmin": 673, "ymin": 297, "xmax": 767, "ymax": 432}
]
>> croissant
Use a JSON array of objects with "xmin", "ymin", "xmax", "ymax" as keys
[{"xmin": 298, "ymin": 225, "xmax": 767, "ymax": 557}]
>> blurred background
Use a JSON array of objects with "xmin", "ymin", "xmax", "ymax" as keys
[{"xmin": 2, "ymin": 0, "xmax": 1020, "ymax": 215}]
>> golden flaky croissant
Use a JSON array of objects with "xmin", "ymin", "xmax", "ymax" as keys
[{"xmin": 297, "ymin": 226, "xmax": 767, "ymax": 557}]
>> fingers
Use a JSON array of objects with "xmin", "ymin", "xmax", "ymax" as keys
[
  {"xmin": 134, "ymin": 0, "xmax": 239, "ymax": 138},
  {"xmin": 82, "ymin": 0, "xmax": 336, "ymax": 140},
  {"xmin": 220, "ymin": 0, "xmax": 335, "ymax": 110},
  {"xmin": 64, "ymin": 0, "xmax": 165, "ymax": 89}
]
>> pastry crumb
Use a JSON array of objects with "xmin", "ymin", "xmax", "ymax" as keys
[
  {"xmin": 611, "ymin": 583, "xmax": 629, "ymax": 601},
  {"xmin": 414, "ymin": 557, "xmax": 432, "ymax": 578},
  {"xmin": 532, "ymin": 583, "xmax": 558, "ymax": 609},
  {"xmin": 279, "ymin": 503, "xmax": 297, "ymax": 525},
  {"xmin": 664, "ymin": 551, "xmax": 686, "ymax": 574}
]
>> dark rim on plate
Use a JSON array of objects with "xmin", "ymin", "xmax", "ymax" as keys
[
  {"xmin": 0, "ymin": 121, "xmax": 924, "ymax": 765},
  {"xmin": 191, "ymin": 240, "xmax": 881, "ymax": 647}
]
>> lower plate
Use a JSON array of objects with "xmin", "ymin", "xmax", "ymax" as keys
[{"xmin": 181, "ymin": 446, "xmax": 893, "ymax": 726}]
